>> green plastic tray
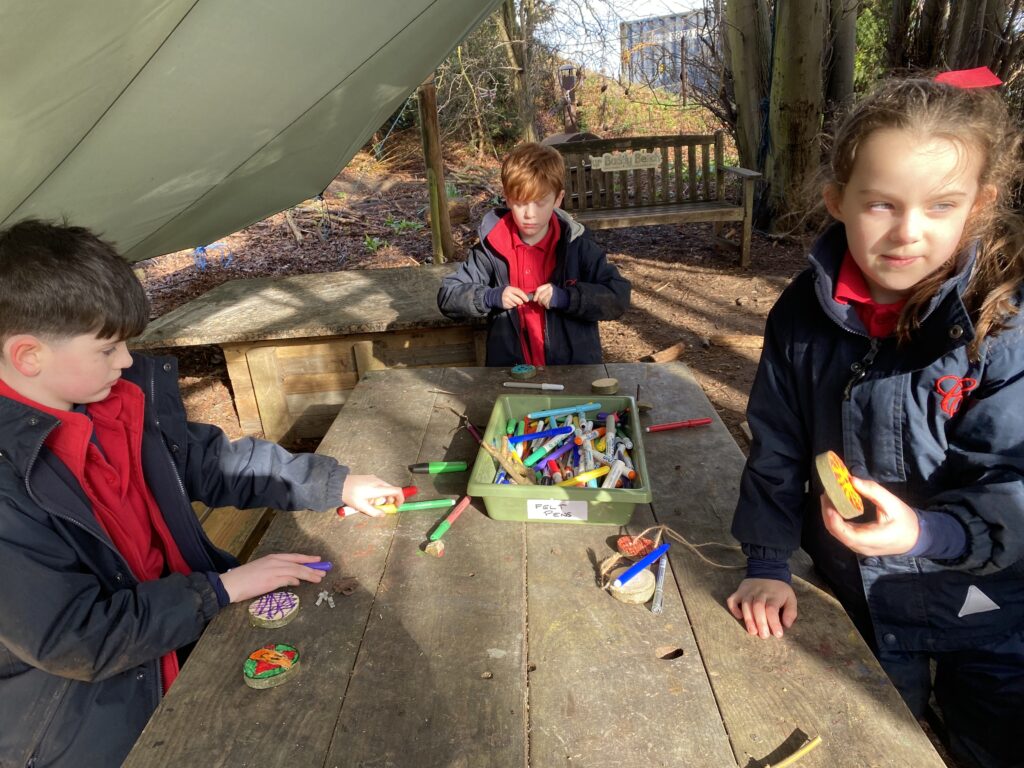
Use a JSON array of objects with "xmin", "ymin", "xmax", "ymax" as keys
[{"xmin": 467, "ymin": 394, "xmax": 652, "ymax": 525}]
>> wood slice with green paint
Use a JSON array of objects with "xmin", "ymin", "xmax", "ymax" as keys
[
  {"xmin": 815, "ymin": 450, "xmax": 865, "ymax": 520},
  {"xmin": 248, "ymin": 591, "xmax": 300, "ymax": 628},
  {"xmin": 243, "ymin": 643, "xmax": 300, "ymax": 689}
]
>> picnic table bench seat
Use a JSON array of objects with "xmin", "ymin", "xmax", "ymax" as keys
[{"xmin": 551, "ymin": 131, "xmax": 760, "ymax": 266}]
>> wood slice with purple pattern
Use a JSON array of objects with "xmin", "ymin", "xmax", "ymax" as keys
[{"xmin": 248, "ymin": 591, "xmax": 300, "ymax": 628}]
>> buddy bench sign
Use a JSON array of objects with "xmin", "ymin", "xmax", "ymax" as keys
[{"xmin": 588, "ymin": 150, "xmax": 662, "ymax": 171}]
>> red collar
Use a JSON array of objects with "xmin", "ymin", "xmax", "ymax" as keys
[
  {"xmin": 834, "ymin": 251, "xmax": 906, "ymax": 337},
  {"xmin": 489, "ymin": 212, "xmax": 560, "ymax": 259}
]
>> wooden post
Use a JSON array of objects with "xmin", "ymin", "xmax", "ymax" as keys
[{"xmin": 417, "ymin": 75, "xmax": 454, "ymax": 263}]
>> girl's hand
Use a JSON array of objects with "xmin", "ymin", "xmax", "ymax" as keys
[
  {"xmin": 221, "ymin": 553, "xmax": 326, "ymax": 603},
  {"xmin": 821, "ymin": 476, "xmax": 920, "ymax": 556},
  {"xmin": 726, "ymin": 578, "xmax": 798, "ymax": 638},
  {"xmin": 501, "ymin": 286, "xmax": 531, "ymax": 309},
  {"xmin": 342, "ymin": 475, "xmax": 405, "ymax": 517},
  {"xmin": 532, "ymin": 283, "xmax": 555, "ymax": 308}
]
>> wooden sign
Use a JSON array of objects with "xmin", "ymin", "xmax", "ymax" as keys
[{"xmin": 589, "ymin": 150, "xmax": 662, "ymax": 171}]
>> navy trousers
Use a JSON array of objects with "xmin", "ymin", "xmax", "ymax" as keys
[{"xmin": 879, "ymin": 631, "xmax": 1024, "ymax": 768}]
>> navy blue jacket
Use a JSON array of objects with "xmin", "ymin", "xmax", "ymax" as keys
[
  {"xmin": 0, "ymin": 354, "xmax": 347, "ymax": 768},
  {"xmin": 437, "ymin": 208, "xmax": 631, "ymax": 365},
  {"xmin": 732, "ymin": 224, "xmax": 1024, "ymax": 654}
]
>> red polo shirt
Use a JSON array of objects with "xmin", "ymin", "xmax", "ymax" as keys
[{"xmin": 834, "ymin": 251, "xmax": 906, "ymax": 338}]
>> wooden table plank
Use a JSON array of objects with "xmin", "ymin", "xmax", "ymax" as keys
[
  {"xmin": 325, "ymin": 366, "xmax": 528, "ymax": 766},
  {"xmin": 611, "ymin": 362, "xmax": 945, "ymax": 768},
  {"xmin": 124, "ymin": 369, "xmax": 446, "ymax": 768}
]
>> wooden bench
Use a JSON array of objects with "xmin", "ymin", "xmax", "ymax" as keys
[
  {"xmin": 551, "ymin": 131, "xmax": 761, "ymax": 266},
  {"xmin": 192, "ymin": 502, "xmax": 272, "ymax": 562},
  {"xmin": 132, "ymin": 264, "xmax": 486, "ymax": 444}
]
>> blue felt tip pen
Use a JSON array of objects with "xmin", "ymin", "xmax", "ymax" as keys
[
  {"xmin": 527, "ymin": 402, "xmax": 602, "ymax": 420},
  {"xmin": 306, "ymin": 561, "xmax": 333, "ymax": 571},
  {"xmin": 612, "ymin": 543, "xmax": 670, "ymax": 588}
]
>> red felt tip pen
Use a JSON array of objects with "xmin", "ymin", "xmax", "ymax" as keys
[
  {"xmin": 337, "ymin": 485, "xmax": 419, "ymax": 517},
  {"xmin": 644, "ymin": 417, "xmax": 713, "ymax": 433}
]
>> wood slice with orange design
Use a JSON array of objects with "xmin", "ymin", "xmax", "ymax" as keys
[
  {"xmin": 243, "ymin": 643, "xmax": 300, "ymax": 689},
  {"xmin": 815, "ymin": 450, "xmax": 864, "ymax": 520}
]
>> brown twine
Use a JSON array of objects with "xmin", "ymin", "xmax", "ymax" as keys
[{"xmin": 598, "ymin": 524, "xmax": 744, "ymax": 590}]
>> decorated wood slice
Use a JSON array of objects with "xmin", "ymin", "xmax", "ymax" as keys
[
  {"xmin": 616, "ymin": 535, "xmax": 656, "ymax": 560},
  {"xmin": 248, "ymin": 591, "xmax": 300, "ymax": 628},
  {"xmin": 815, "ymin": 450, "xmax": 865, "ymax": 520},
  {"xmin": 607, "ymin": 566, "xmax": 656, "ymax": 604},
  {"xmin": 243, "ymin": 643, "xmax": 300, "ymax": 689}
]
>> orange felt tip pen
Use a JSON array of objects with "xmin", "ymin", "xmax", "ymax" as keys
[{"xmin": 644, "ymin": 417, "xmax": 713, "ymax": 433}]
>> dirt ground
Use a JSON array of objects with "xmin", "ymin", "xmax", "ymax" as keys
[{"xmin": 136, "ymin": 136, "xmax": 808, "ymax": 450}]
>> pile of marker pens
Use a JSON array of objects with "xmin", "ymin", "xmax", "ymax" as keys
[{"xmin": 492, "ymin": 401, "xmax": 640, "ymax": 488}]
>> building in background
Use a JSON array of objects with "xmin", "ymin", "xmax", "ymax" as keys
[{"xmin": 619, "ymin": 9, "xmax": 716, "ymax": 100}]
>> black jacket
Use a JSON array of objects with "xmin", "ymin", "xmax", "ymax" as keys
[
  {"xmin": 0, "ymin": 354, "xmax": 346, "ymax": 767},
  {"xmin": 732, "ymin": 225, "xmax": 1024, "ymax": 653},
  {"xmin": 437, "ymin": 208, "xmax": 630, "ymax": 365}
]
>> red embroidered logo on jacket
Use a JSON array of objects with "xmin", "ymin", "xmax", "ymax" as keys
[{"xmin": 935, "ymin": 375, "xmax": 977, "ymax": 417}]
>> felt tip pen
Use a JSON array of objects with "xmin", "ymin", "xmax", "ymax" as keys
[
  {"xmin": 644, "ymin": 417, "xmax": 713, "ymax": 433},
  {"xmin": 465, "ymin": 422, "xmax": 484, "ymax": 444},
  {"xmin": 376, "ymin": 498, "xmax": 457, "ymax": 514},
  {"xmin": 306, "ymin": 561, "xmax": 333, "ymax": 571},
  {"xmin": 507, "ymin": 425, "xmax": 573, "ymax": 445},
  {"xmin": 408, "ymin": 461, "xmax": 469, "ymax": 474},
  {"xmin": 502, "ymin": 382, "xmax": 566, "ymax": 391},
  {"xmin": 429, "ymin": 495, "xmax": 472, "ymax": 541},
  {"xmin": 527, "ymin": 402, "xmax": 602, "ymax": 420},
  {"xmin": 613, "ymin": 542, "xmax": 671, "ymax": 588},
  {"xmin": 650, "ymin": 553, "xmax": 668, "ymax": 614},
  {"xmin": 556, "ymin": 464, "xmax": 609, "ymax": 486},
  {"xmin": 337, "ymin": 485, "xmax": 419, "ymax": 517}
]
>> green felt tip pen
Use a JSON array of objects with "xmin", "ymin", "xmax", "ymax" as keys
[
  {"xmin": 397, "ymin": 498, "xmax": 456, "ymax": 512},
  {"xmin": 408, "ymin": 461, "xmax": 469, "ymax": 474}
]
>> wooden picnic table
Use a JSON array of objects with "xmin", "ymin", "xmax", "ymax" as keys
[
  {"xmin": 131, "ymin": 264, "xmax": 486, "ymax": 443},
  {"xmin": 124, "ymin": 363, "xmax": 945, "ymax": 768}
]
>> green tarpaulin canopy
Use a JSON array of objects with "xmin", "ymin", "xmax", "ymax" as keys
[{"xmin": 1, "ymin": 0, "xmax": 499, "ymax": 262}]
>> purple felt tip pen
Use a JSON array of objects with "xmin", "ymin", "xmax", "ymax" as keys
[{"xmin": 306, "ymin": 561, "xmax": 333, "ymax": 571}]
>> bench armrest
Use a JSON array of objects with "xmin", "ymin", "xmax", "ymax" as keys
[{"xmin": 724, "ymin": 166, "xmax": 762, "ymax": 180}]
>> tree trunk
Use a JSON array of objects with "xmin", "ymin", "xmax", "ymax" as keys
[
  {"xmin": 825, "ymin": 0, "xmax": 857, "ymax": 117},
  {"xmin": 723, "ymin": 0, "xmax": 770, "ymax": 171},
  {"xmin": 978, "ymin": 0, "xmax": 1007, "ymax": 66},
  {"xmin": 496, "ymin": 0, "xmax": 537, "ymax": 143},
  {"xmin": 944, "ymin": 0, "xmax": 972, "ymax": 67},
  {"xmin": 765, "ymin": 0, "xmax": 826, "ymax": 230},
  {"xmin": 887, "ymin": 0, "xmax": 913, "ymax": 69},
  {"xmin": 913, "ymin": 0, "xmax": 947, "ymax": 64}
]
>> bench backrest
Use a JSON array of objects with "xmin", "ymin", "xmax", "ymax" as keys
[{"xmin": 551, "ymin": 131, "xmax": 726, "ymax": 214}]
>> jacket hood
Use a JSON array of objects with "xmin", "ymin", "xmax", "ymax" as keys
[
  {"xmin": 809, "ymin": 222, "xmax": 978, "ymax": 340},
  {"xmin": 477, "ymin": 206, "xmax": 586, "ymax": 246}
]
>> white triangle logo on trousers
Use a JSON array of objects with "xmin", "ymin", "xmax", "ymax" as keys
[{"xmin": 957, "ymin": 585, "xmax": 1001, "ymax": 618}]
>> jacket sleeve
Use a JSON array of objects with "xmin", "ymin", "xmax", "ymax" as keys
[
  {"xmin": 437, "ymin": 244, "xmax": 500, "ymax": 319},
  {"xmin": 922, "ymin": 324, "xmax": 1024, "ymax": 573},
  {"xmin": 0, "ymin": 501, "xmax": 217, "ymax": 681},
  {"xmin": 182, "ymin": 422, "xmax": 348, "ymax": 512},
  {"xmin": 730, "ymin": 294, "xmax": 812, "ymax": 561},
  {"xmin": 560, "ymin": 239, "xmax": 631, "ymax": 322}
]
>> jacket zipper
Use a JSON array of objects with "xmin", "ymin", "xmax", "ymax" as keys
[
  {"xmin": 22, "ymin": 422, "xmax": 164, "ymax": 701},
  {"xmin": 843, "ymin": 337, "xmax": 882, "ymax": 401}
]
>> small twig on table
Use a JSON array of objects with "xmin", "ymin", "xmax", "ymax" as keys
[{"xmin": 767, "ymin": 736, "xmax": 823, "ymax": 768}]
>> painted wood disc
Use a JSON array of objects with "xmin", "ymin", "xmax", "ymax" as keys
[
  {"xmin": 591, "ymin": 377, "xmax": 620, "ymax": 395},
  {"xmin": 510, "ymin": 364, "xmax": 537, "ymax": 380},
  {"xmin": 243, "ymin": 642, "xmax": 300, "ymax": 689},
  {"xmin": 248, "ymin": 591, "xmax": 300, "ymax": 628},
  {"xmin": 608, "ymin": 566, "xmax": 656, "ymax": 604},
  {"xmin": 616, "ymin": 535, "xmax": 656, "ymax": 559},
  {"xmin": 815, "ymin": 450, "xmax": 865, "ymax": 520}
]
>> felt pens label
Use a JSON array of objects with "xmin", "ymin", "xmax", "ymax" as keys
[{"xmin": 527, "ymin": 499, "xmax": 588, "ymax": 521}]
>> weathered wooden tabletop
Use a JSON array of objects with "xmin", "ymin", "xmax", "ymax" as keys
[
  {"xmin": 124, "ymin": 363, "xmax": 945, "ymax": 768},
  {"xmin": 133, "ymin": 263, "xmax": 481, "ymax": 349}
]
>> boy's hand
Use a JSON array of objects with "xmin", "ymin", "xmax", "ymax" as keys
[
  {"xmin": 726, "ymin": 578, "xmax": 798, "ymax": 638},
  {"xmin": 221, "ymin": 553, "xmax": 326, "ymax": 603},
  {"xmin": 500, "ymin": 286, "xmax": 531, "ymax": 309},
  {"xmin": 532, "ymin": 283, "xmax": 555, "ymax": 308},
  {"xmin": 342, "ymin": 475, "xmax": 405, "ymax": 517},
  {"xmin": 821, "ymin": 476, "xmax": 919, "ymax": 556}
]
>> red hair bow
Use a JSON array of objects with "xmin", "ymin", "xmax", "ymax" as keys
[{"xmin": 934, "ymin": 67, "xmax": 1002, "ymax": 88}]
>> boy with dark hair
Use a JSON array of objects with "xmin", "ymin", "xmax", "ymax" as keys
[
  {"xmin": 437, "ymin": 142, "xmax": 630, "ymax": 366},
  {"xmin": 0, "ymin": 219, "xmax": 403, "ymax": 767}
]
